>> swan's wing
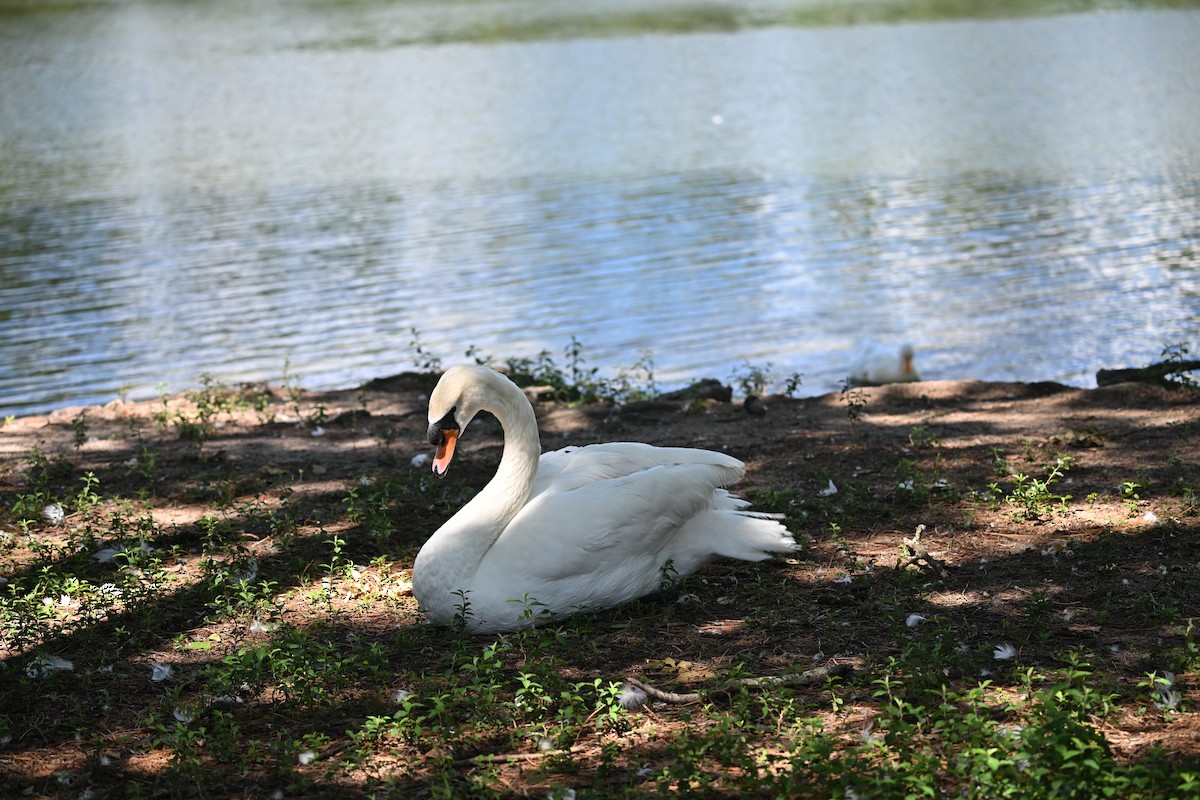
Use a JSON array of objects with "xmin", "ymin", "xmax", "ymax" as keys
[
  {"xmin": 477, "ymin": 444, "xmax": 793, "ymax": 625},
  {"xmin": 493, "ymin": 458, "xmax": 744, "ymax": 583},
  {"xmin": 531, "ymin": 442, "xmax": 743, "ymax": 499}
]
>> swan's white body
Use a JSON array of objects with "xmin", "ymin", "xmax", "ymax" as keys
[
  {"xmin": 413, "ymin": 365, "xmax": 796, "ymax": 633},
  {"xmin": 847, "ymin": 340, "xmax": 920, "ymax": 386}
]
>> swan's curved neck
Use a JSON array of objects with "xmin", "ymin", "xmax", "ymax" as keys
[
  {"xmin": 427, "ymin": 377, "xmax": 541, "ymax": 572},
  {"xmin": 477, "ymin": 382, "xmax": 541, "ymax": 528}
]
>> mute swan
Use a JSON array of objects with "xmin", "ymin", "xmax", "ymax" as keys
[
  {"xmin": 414, "ymin": 365, "xmax": 797, "ymax": 633},
  {"xmin": 847, "ymin": 341, "xmax": 920, "ymax": 386}
]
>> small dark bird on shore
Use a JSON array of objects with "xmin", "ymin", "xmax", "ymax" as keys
[{"xmin": 743, "ymin": 395, "xmax": 768, "ymax": 416}]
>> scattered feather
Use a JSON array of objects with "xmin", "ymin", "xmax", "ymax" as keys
[
  {"xmin": 1153, "ymin": 671, "xmax": 1181, "ymax": 710},
  {"xmin": 230, "ymin": 557, "xmax": 258, "ymax": 583},
  {"xmin": 26, "ymin": 654, "xmax": 74, "ymax": 678},
  {"xmin": 833, "ymin": 575, "xmax": 853, "ymax": 584},
  {"xmin": 248, "ymin": 618, "xmax": 275, "ymax": 634},
  {"xmin": 818, "ymin": 479, "xmax": 838, "ymax": 497},
  {"xmin": 675, "ymin": 593, "xmax": 700, "ymax": 605},
  {"xmin": 1143, "ymin": 510, "xmax": 1158, "ymax": 523},
  {"xmin": 298, "ymin": 750, "xmax": 317, "ymax": 765},
  {"xmin": 172, "ymin": 708, "xmax": 193, "ymax": 724},
  {"xmin": 993, "ymin": 643, "xmax": 1017, "ymax": 661},
  {"xmin": 618, "ymin": 683, "xmax": 648, "ymax": 710},
  {"xmin": 93, "ymin": 539, "xmax": 153, "ymax": 564},
  {"xmin": 151, "ymin": 663, "xmax": 174, "ymax": 682},
  {"xmin": 410, "ymin": 453, "xmax": 431, "ymax": 468},
  {"xmin": 906, "ymin": 614, "xmax": 926, "ymax": 628},
  {"xmin": 42, "ymin": 503, "xmax": 65, "ymax": 525},
  {"xmin": 393, "ymin": 689, "xmax": 414, "ymax": 704},
  {"xmin": 93, "ymin": 546, "xmax": 123, "ymax": 564},
  {"xmin": 309, "ymin": 426, "xmax": 326, "ymax": 437}
]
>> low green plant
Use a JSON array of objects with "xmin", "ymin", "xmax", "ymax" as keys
[
  {"xmin": 908, "ymin": 424, "xmax": 940, "ymax": 448},
  {"xmin": 1159, "ymin": 342, "xmax": 1198, "ymax": 388},
  {"xmin": 840, "ymin": 379, "xmax": 867, "ymax": 428},
  {"xmin": 502, "ymin": 337, "xmax": 657, "ymax": 405},
  {"xmin": 730, "ymin": 361, "xmax": 803, "ymax": 398},
  {"xmin": 990, "ymin": 454, "xmax": 1075, "ymax": 521},
  {"xmin": 71, "ymin": 410, "xmax": 89, "ymax": 449},
  {"xmin": 408, "ymin": 326, "xmax": 443, "ymax": 372}
]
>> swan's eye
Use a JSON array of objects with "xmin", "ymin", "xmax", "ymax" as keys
[{"xmin": 427, "ymin": 407, "xmax": 459, "ymax": 445}]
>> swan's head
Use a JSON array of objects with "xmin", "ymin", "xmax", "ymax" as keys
[
  {"xmin": 426, "ymin": 364, "xmax": 500, "ymax": 477},
  {"xmin": 900, "ymin": 344, "xmax": 919, "ymax": 380}
]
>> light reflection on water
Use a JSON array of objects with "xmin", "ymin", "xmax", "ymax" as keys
[{"xmin": 1, "ymin": 4, "xmax": 1199, "ymax": 416}]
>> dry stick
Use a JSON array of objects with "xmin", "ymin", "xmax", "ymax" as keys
[
  {"xmin": 624, "ymin": 662, "xmax": 853, "ymax": 707},
  {"xmin": 468, "ymin": 745, "xmax": 591, "ymax": 765},
  {"xmin": 898, "ymin": 524, "xmax": 951, "ymax": 578}
]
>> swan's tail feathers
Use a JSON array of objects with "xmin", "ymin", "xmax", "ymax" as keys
[
  {"xmin": 678, "ymin": 508, "xmax": 797, "ymax": 565},
  {"xmin": 738, "ymin": 510, "xmax": 787, "ymax": 521},
  {"xmin": 685, "ymin": 488, "xmax": 797, "ymax": 561}
]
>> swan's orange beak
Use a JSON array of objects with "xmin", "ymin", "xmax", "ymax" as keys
[{"xmin": 432, "ymin": 429, "xmax": 458, "ymax": 477}]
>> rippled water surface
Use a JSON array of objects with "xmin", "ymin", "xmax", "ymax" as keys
[{"xmin": 2, "ymin": 1, "xmax": 1199, "ymax": 416}]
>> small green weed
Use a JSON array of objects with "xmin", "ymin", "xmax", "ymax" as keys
[
  {"xmin": 990, "ymin": 454, "xmax": 1075, "ymax": 521},
  {"xmin": 1159, "ymin": 342, "xmax": 1199, "ymax": 388},
  {"xmin": 840, "ymin": 379, "xmax": 867, "ymax": 428}
]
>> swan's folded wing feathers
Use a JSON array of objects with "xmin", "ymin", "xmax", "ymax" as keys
[
  {"xmin": 532, "ymin": 442, "xmax": 744, "ymax": 498},
  {"xmin": 496, "ymin": 461, "xmax": 744, "ymax": 582}
]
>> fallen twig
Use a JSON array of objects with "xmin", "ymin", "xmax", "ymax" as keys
[
  {"xmin": 898, "ymin": 524, "xmax": 952, "ymax": 578},
  {"xmin": 467, "ymin": 745, "xmax": 590, "ymax": 765},
  {"xmin": 622, "ymin": 662, "xmax": 853, "ymax": 708}
]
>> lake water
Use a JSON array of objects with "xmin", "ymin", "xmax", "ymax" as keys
[{"xmin": 2, "ymin": 1, "xmax": 1199, "ymax": 417}]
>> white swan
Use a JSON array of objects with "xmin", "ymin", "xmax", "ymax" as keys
[
  {"xmin": 413, "ymin": 365, "xmax": 797, "ymax": 633},
  {"xmin": 847, "ymin": 340, "xmax": 920, "ymax": 386}
]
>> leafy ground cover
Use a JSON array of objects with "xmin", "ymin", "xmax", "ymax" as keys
[{"xmin": 1, "ymin": 359, "xmax": 1198, "ymax": 798}]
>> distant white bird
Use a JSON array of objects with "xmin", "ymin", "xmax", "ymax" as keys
[{"xmin": 848, "ymin": 340, "xmax": 920, "ymax": 386}]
